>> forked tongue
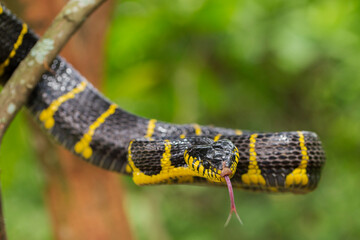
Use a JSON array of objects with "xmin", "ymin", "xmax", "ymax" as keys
[{"xmin": 224, "ymin": 175, "xmax": 243, "ymax": 227}]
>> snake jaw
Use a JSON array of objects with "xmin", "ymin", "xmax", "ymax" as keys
[
  {"xmin": 219, "ymin": 147, "xmax": 239, "ymax": 182},
  {"xmin": 184, "ymin": 139, "xmax": 239, "ymax": 183},
  {"xmin": 184, "ymin": 152, "xmax": 223, "ymax": 182}
]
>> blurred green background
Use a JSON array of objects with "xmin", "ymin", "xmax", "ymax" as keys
[{"xmin": 1, "ymin": 0, "xmax": 360, "ymax": 239}]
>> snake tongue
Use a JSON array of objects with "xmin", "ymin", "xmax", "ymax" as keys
[{"xmin": 224, "ymin": 175, "xmax": 243, "ymax": 227}]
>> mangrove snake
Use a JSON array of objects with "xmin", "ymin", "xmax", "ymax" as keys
[{"xmin": 0, "ymin": 4, "xmax": 325, "ymax": 223}]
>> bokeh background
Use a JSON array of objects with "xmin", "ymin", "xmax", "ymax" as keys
[{"xmin": 1, "ymin": 0, "xmax": 360, "ymax": 239}]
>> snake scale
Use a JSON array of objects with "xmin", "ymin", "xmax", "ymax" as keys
[{"xmin": 0, "ymin": 4, "xmax": 325, "ymax": 196}]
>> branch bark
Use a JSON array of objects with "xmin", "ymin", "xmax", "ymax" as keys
[{"xmin": 0, "ymin": 0, "xmax": 107, "ymax": 238}]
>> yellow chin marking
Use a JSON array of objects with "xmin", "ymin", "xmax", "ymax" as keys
[
  {"xmin": 241, "ymin": 133, "xmax": 266, "ymax": 186},
  {"xmin": 74, "ymin": 104, "xmax": 117, "ymax": 159},
  {"xmin": 0, "ymin": 23, "xmax": 28, "ymax": 76},
  {"xmin": 184, "ymin": 148, "xmax": 239, "ymax": 183},
  {"xmin": 39, "ymin": 81, "xmax": 87, "ymax": 129},
  {"xmin": 0, "ymin": 5, "xmax": 3, "ymax": 14},
  {"xmin": 231, "ymin": 149, "xmax": 240, "ymax": 176},
  {"xmin": 128, "ymin": 140, "xmax": 196, "ymax": 185},
  {"xmin": 184, "ymin": 153, "xmax": 223, "ymax": 182},
  {"xmin": 285, "ymin": 131, "xmax": 309, "ymax": 187}
]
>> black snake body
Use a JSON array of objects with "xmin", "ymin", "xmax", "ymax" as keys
[{"xmin": 0, "ymin": 4, "xmax": 325, "ymax": 193}]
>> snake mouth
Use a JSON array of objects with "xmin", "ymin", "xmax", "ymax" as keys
[
  {"xmin": 220, "ymin": 166, "xmax": 233, "ymax": 178},
  {"xmin": 219, "ymin": 148, "xmax": 239, "ymax": 182},
  {"xmin": 184, "ymin": 142, "xmax": 239, "ymax": 183}
]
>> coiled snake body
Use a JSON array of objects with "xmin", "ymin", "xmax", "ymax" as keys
[{"xmin": 0, "ymin": 4, "xmax": 325, "ymax": 194}]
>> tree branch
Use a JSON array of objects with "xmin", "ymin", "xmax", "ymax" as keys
[{"xmin": 0, "ymin": 0, "xmax": 107, "ymax": 238}]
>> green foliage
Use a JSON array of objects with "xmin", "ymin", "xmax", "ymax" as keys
[{"xmin": 1, "ymin": 0, "xmax": 360, "ymax": 239}]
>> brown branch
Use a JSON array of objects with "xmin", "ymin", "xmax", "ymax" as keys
[{"xmin": 0, "ymin": 0, "xmax": 108, "ymax": 238}]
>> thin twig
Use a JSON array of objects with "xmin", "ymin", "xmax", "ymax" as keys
[{"xmin": 0, "ymin": 0, "xmax": 107, "ymax": 238}]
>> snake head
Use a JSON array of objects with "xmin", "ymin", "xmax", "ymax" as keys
[{"xmin": 184, "ymin": 139, "xmax": 239, "ymax": 183}]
